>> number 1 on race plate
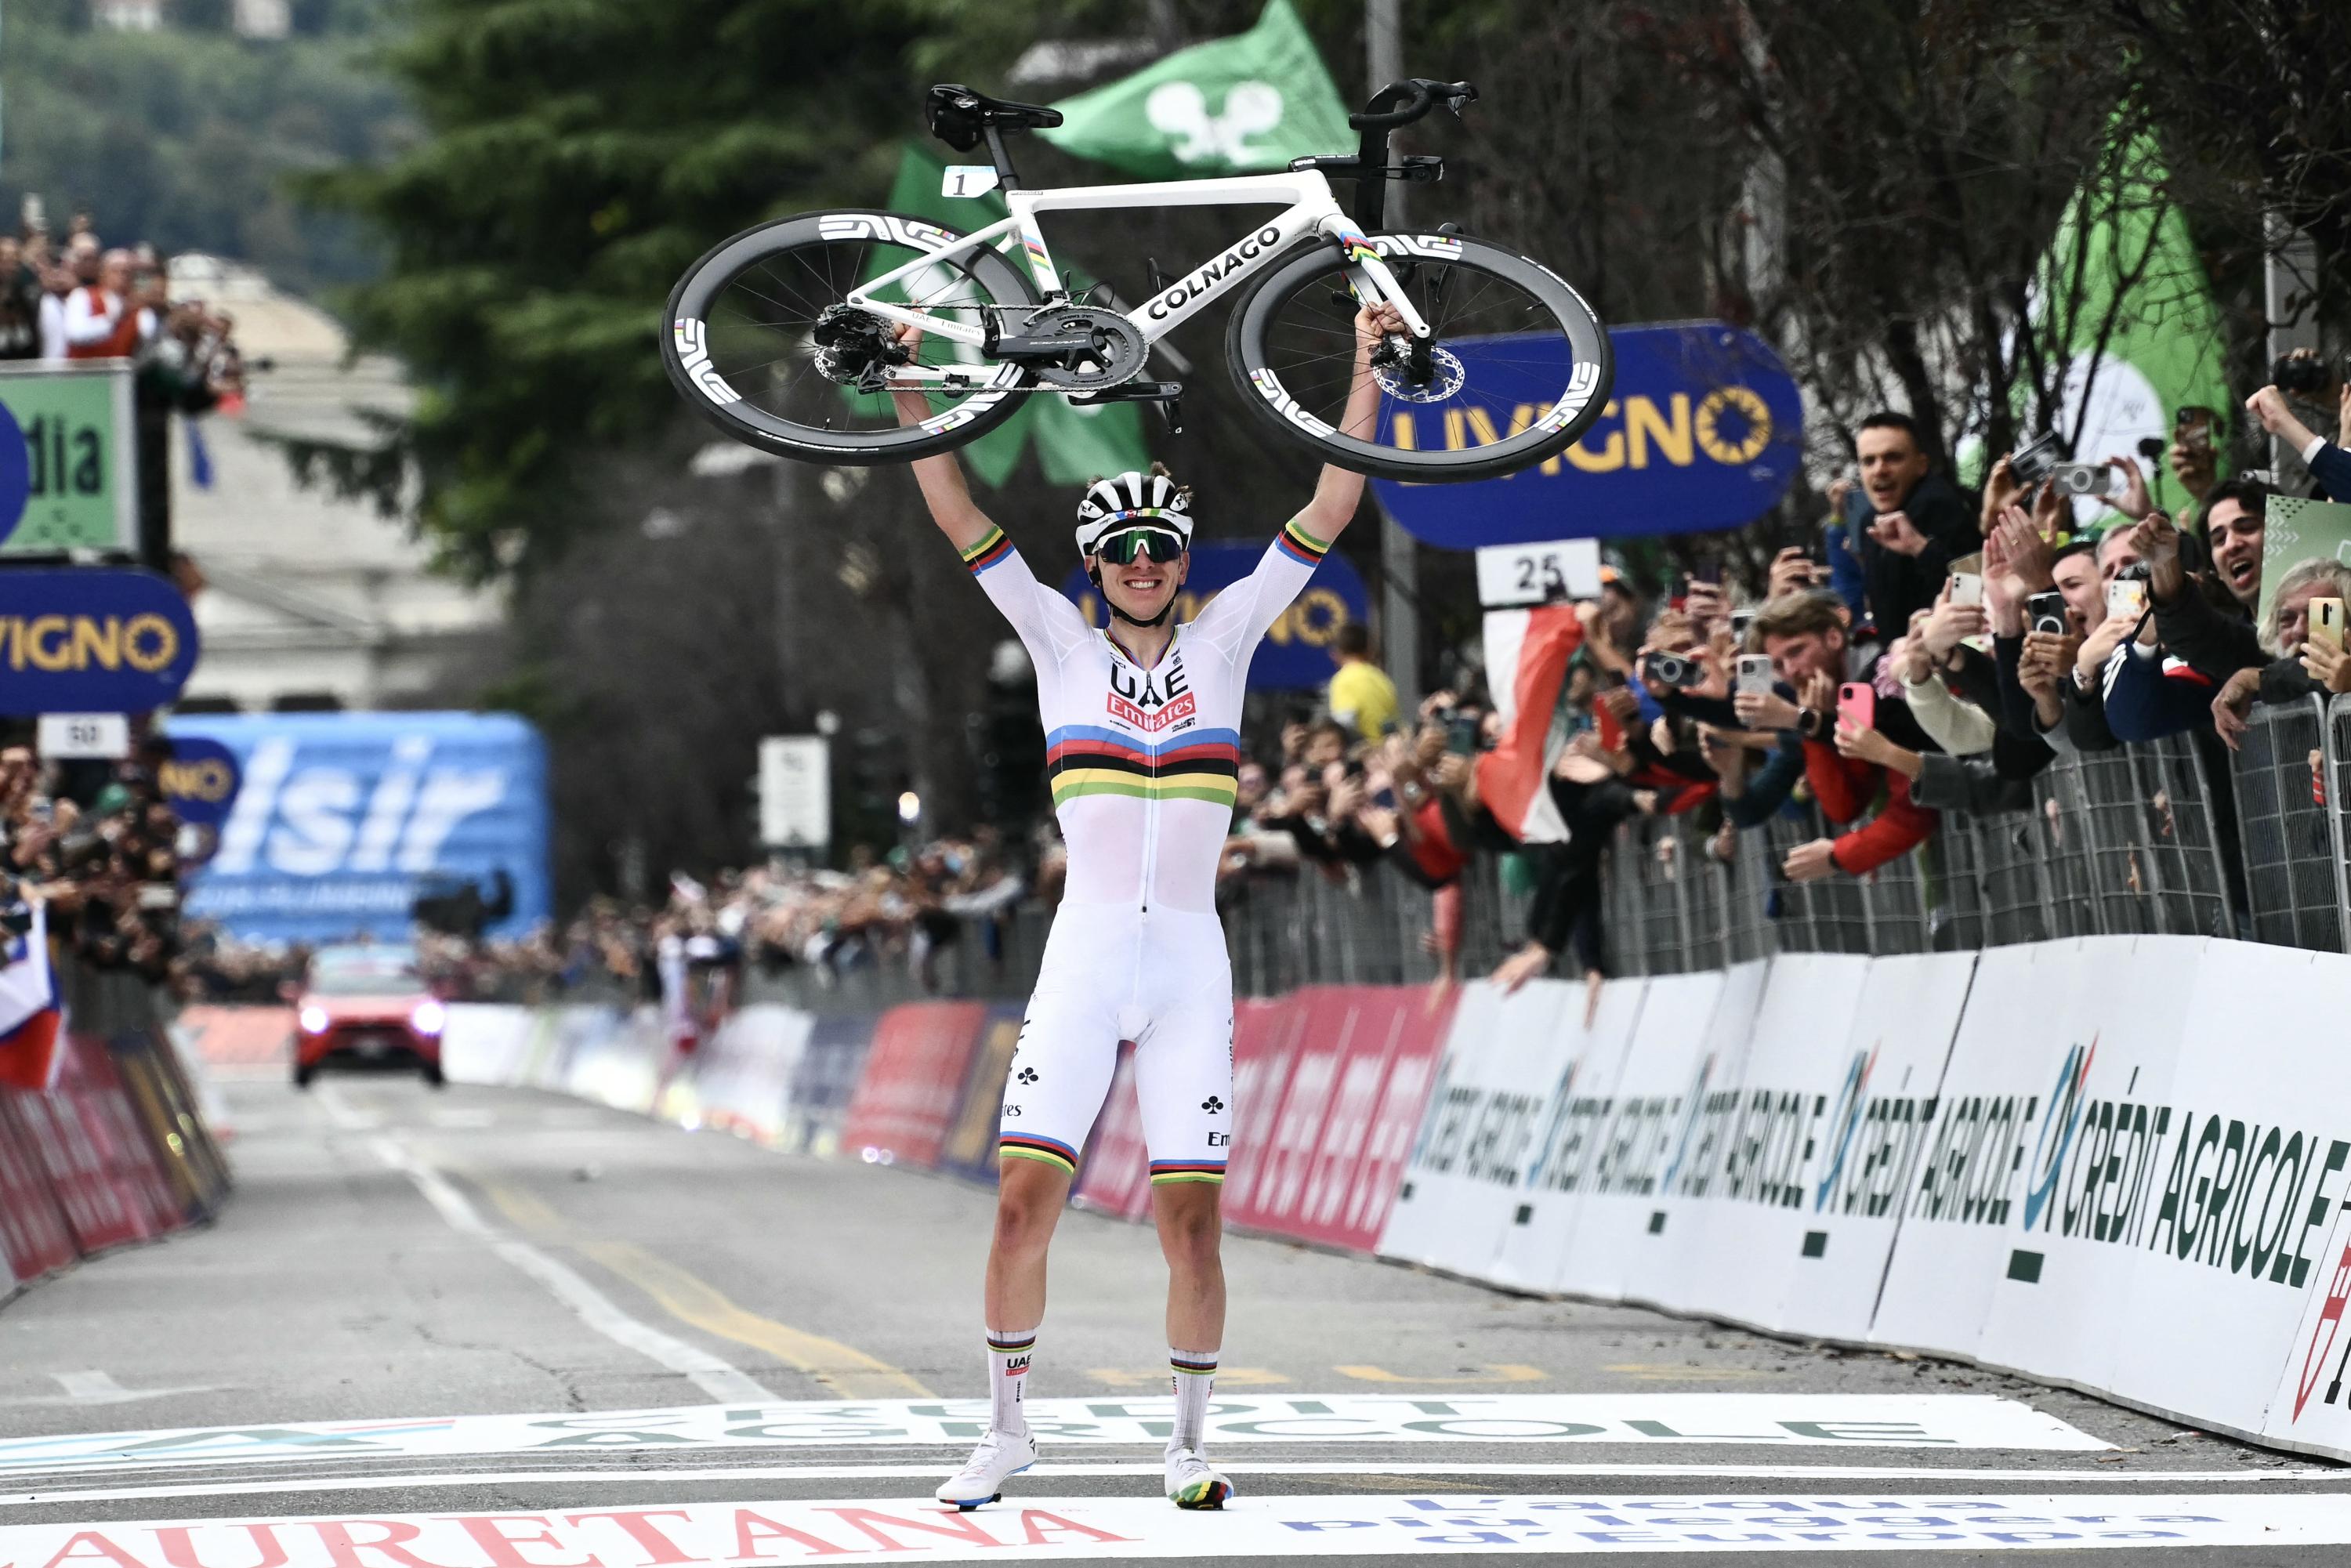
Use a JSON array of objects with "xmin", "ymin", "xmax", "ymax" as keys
[
  {"xmin": 940, "ymin": 165, "xmax": 1000, "ymax": 199},
  {"xmin": 1476, "ymin": 539, "xmax": 1603, "ymax": 609}
]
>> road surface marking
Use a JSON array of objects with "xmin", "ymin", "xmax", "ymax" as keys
[
  {"xmin": 5, "ymin": 1464, "xmax": 2338, "ymax": 1508},
  {"xmin": 9, "ymin": 1492, "xmax": 2351, "ymax": 1559},
  {"xmin": 364, "ymin": 1137, "xmax": 772, "ymax": 1404},
  {"xmin": 480, "ymin": 1180, "xmax": 932, "ymax": 1400},
  {"xmin": 1087, "ymin": 1367, "xmax": 1291, "ymax": 1388},
  {"xmin": 0, "ymin": 1374, "xmax": 223, "ymax": 1409},
  {"xmin": 310, "ymin": 1084, "xmax": 380, "ymax": 1132},
  {"xmin": 1607, "ymin": 1364, "xmax": 1783, "ymax": 1382},
  {"xmin": 1338, "ymin": 1364, "xmax": 1549, "ymax": 1384},
  {"xmin": 0, "ymin": 1394, "xmax": 2110, "ymax": 1477}
]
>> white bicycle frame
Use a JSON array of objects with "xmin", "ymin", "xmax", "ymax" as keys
[{"xmin": 842, "ymin": 168, "xmax": 1430, "ymax": 383}]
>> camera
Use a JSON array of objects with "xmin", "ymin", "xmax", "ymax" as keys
[
  {"xmin": 2027, "ymin": 590, "xmax": 2070, "ymax": 637},
  {"xmin": 2009, "ymin": 432, "xmax": 2063, "ymax": 488},
  {"xmin": 2048, "ymin": 462, "xmax": 2117, "ymax": 499},
  {"xmin": 2272, "ymin": 352, "xmax": 2346, "ymax": 399},
  {"xmin": 1641, "ymin": 650, "xmax": 1706, "ymax": 690}
]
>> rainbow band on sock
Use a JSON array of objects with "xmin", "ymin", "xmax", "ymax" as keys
[
  {"xmin": 986, "ymin": 1331, "xmax": 1037, "ymax": 1353},
  {"xmin": 1169, "ymin": 1355, "xmax": 1219, "ymax": 1377},
  {"xmin": 1149, "ymin": 1159, "xmax": 1226, "ymax": 1186},
  {"xmin": 1276, "ymin": 518, "xmax": 1329, "ymax": 567},
  {"xmin": 1000, "ymin": 1132, "xmax": 1078, "ymax": 1175},
  {"xmin": 961, "ymin": 526, "xmax": 1013, "ymax": 577}
]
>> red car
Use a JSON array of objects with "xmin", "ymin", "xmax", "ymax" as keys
[{"xmin": 291, "ymin": 944, "xmax": 447, "ymax": 1088}]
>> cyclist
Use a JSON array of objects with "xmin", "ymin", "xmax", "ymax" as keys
[{"xmin": 890, "ymin": 300, "xmax": 1401, "ymax": 1511}]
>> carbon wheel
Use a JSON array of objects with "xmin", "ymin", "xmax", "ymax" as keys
[
  {"xmin": 1226, "ymin": 231, "xmax": 1613, "ymax": 483},
  {"xmin": 662, "ymin": 208, "xmax": 1043, "ymax": 465}
]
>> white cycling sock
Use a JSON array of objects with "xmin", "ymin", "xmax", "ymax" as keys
[
  {"xmin": 1168, "ymin": 1345, "xmax": 1218, "ymax": 1453},
  {"xmin": 985, "ymin": 1328, "xmax": 1037, "ymax": 1435}
]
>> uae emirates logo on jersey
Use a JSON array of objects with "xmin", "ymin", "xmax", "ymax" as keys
[{"xmin": 1107, "ymin": 656, "xmax": 1196, "ymax": 732}]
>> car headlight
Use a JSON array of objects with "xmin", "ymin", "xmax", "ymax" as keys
[
  {"xmin": 298, "ymin": 1005, "xmax": 330, "ymax": 1034},
  {"xmin": 411, "ymin": 999, "xmax": 447, "ymax": 1035}
]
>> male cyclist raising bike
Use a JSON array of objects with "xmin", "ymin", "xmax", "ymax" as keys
[{"xmin": 891, "ymin": 300, "xmax": 1401, "ymax": 1511}]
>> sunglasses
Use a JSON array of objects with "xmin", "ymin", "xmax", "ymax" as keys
[{"xmin": 1096, "ymin": 527, "xmax": 1186, "ymax": 565}]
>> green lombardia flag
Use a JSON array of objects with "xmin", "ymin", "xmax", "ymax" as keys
[
  {"xmin": 2034, "ymin": 125, "xmax": 2235, "ymax": 514},
  {"xmin": 1039, "ymin": 0, "xmax": 1353, "ymax": 180},
  {"xmin": 880, "ymin": 143, "xmax": 1148, "ymax": 489}
]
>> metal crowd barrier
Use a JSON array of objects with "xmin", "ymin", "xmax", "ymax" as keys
[{"xmin": 729, "ymin": 695, "xmax": 2351, "ymax": 1005}]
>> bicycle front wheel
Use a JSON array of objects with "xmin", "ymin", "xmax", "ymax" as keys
[
  {"xmin": 662, "ymin": 208, "xmax": 1042, "ymax": 465},
  {"xmin": 1226, "ymin": 231, "xmax": 1612, "ymax": 483}
]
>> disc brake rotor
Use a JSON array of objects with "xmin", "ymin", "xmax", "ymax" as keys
[{"xmin": 1375, "ymin": 342, "xmax": 1466, "ymax": 404}]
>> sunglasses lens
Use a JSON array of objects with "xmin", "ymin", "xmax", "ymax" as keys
[{"xmin": 1102, "ymin": 530, "xmax": 1179, "ymax": 564}]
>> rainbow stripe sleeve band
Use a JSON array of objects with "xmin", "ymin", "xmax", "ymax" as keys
[
  {"xmin": 1276, "ymin": 518, "xmax": 1329, "ymax": 567},
  {"xmin": 962, "ymin": 526, "xmax": 1013, "ymax": 576}
]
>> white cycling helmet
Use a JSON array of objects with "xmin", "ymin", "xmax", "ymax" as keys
[{"xmin": 1074, "ymin": 468, "xmax": 1194, "ymax": 558}]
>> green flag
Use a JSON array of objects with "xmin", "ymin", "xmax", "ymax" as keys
[
  {"xmin": 881, "ymin": 142, "xmax": 1148, "ymax": 488},
  {"xmin": 1039, "ymin": 0, "xmax": 1353, "ymax": 179},
  {"xmin": 2034, "ymin": 126, "xmax": 2234, "ymax": 516}
]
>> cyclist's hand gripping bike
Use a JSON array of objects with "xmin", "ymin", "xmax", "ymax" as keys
[{"xmin": 663, "ymin": 78, "xmax": 1612, "ymax": 483}]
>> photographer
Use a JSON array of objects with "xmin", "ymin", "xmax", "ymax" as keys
[{"xmin": 2244, "ymin": 356, "xmax": 2351, "ymax": 503}]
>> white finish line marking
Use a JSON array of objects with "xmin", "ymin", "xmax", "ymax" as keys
[
  {"xmin": 2, "ymin": 1465, "xmax": 2337, "ymax": 1511},
  {"xmin": 5, "ymin": 1494, "xmax": 2351, "ymax": 1559},
  {"xmin": 0, "ymin": 1396, "xmax": 2105, "ymax": 1477}
]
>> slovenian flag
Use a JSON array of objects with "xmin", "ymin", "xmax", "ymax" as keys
[{"xmin": 0, "ymin": 902, "xmax": 63, "ymax": 1093}]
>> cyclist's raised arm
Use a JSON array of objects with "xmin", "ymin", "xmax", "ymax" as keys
[
  {"xmin": 1291, "ymin": 301, "xmax": 1402, "ymax": 547},
  {"xmin": 891, "ymin": 379, "xmax": 997, "ymax": 555}
]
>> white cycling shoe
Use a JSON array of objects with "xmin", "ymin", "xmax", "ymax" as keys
[
  {"xmin": 935, "ymin": 1427, "xmax": 1038, "ymax": 1510},
  {"xmin": 1165, "ymin": 1446, "xmax": 1233, "ymax": 1510}
]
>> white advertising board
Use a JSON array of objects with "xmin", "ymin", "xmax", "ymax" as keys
[
  {"xmin": 1548, "ymin": 971, "xmax": 1726, "ymax": 1302},
  {"xmin": 1767, "ymin": 951, "xmax": 1976, "ymax": 1341},
  {"xmin": 1484, "ymin": 977, "xmax": 1646, "ymax": 1292},
  {"xmin": 758, "ymin": 735, "xmax": 831, "ymax": 849},
  {"xmin": 1617, "ymin": 959, "xmax": 1770, "ymax": 1315},
  {"xmin": 1375, "ymin": 980, "xmax": 1573, "ymax": 1277},
  {"xmin": 1474, "ymin": 538, "xmax": 1603, "ymax": 607}
]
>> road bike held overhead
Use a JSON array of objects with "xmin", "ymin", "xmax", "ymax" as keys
[{"xmin": 662, "ymin": 78, "xmax": 1612, "ymax": 483}]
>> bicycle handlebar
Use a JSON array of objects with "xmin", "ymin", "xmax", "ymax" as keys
[{"xmin": 1348, "ymin": 78, "xmax": 1476, "ymax": 132}]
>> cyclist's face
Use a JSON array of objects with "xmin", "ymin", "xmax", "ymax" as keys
[{"xmin": 1095, "ymin": 543, "xmax": 1187, "ymax": 621}]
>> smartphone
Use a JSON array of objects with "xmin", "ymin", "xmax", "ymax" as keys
[
  {"xmin": 1443, "ymin": 711, "xmax": 1481, "ymax": 756},
  {"xmin": 2313, "ymin": 597, "xmax": 2346, "ymax": 653},
  {"xmin": 1735, "ymin": 654, "xmax": 1776, "ymax": 696},
  {"xmin": 1947, "ymin": 571, "xmax": 1984, "ymax": 608},
  {"xmin": 2106, "ymin": 578, "xmax": 2148, "ymax": 621},
  {"xmin": 2027, "ymin": 589, "xmax": 2070, "ymax": 637},
  {"xmin": 1836, "ymin": 681, "xmax": 1876, "ymax": 733},
  {"xmin": 2175, "ymin": 406, "xmax": 2215, "ymax": 454}
]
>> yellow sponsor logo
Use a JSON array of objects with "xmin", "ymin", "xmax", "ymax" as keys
[
  {"xmin": 0, "ymin": 613, "xmax": 180, "ymax": 672},
  {"xmin": 160, "ymin": 757, "xmax": 237, "ymax": 802}
]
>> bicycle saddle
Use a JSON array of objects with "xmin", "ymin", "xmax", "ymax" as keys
[{"xmin": 926, "ymin": 84, "xmax": 1064, "ymax": 151}]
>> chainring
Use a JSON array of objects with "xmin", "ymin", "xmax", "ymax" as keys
[{"xmin": 1019, "ymin": 306, "xmax": 1151, "ymax": 392}]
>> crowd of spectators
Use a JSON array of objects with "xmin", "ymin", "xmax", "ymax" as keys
[
  {"xmin": 1206, "ymin": 354, "xmax": 2351, "ymax": 1016},
  {"xmin": 0, "ymin": 207, "xmax": 248, "ymax": 412},
  {"xmin": 1, "ymin": 741, "xmax": 187, "ymax": 983},
  {"xmin": 176, "ymin": 829, "xmax": 1033, "ymax": 1008}
]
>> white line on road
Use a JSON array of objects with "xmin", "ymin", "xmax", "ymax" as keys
[
  {"xmin": 6, "ymin": 1461, "xmax": 2340, "ymax": 1508},
  {"xmin": 361, "ymin": 1133, "xmax": 772, "ymax": 1404}
]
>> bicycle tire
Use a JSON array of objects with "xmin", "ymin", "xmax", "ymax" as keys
[
  {"xmin": 1224, "ymin": 231, "xmax": 1613, "ymax": 483},
  {"xmin": 661, "ymin": 208, "xmax": 1043, "ymax": 465}
]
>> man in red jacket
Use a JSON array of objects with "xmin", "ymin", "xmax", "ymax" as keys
[{"xmin": 1744, "ymin": 591, "xmax": 1939, "ymax": 880}]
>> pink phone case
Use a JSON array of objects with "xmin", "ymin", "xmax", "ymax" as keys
[{"xmin": 1837, "ymin": 682, "xmax": 1876, "ymax": 732}]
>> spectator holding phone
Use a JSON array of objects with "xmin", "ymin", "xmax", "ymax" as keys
[
  {"xmin": 1744, "ymin": 592, "xmax": 1940, "ymax": 882},
  {"xmin": 2212, "ymin": 559, "xmax": 2351, "ymax": 748},
  {"xmin": 1839, "ymin": 411, "xmax": 1983, "ymax": 637},
  {"xmin": 2125, "ymin": 485, "xmax": 2269, "ymax": 685}
]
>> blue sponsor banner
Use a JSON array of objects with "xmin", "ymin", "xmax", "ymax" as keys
[
  {"xmin": 167, "ymin": 712, "xmax": 549, "ymax": 943},
  {"xmin": 0, "ymin": 568, "xmax": 200, "ymax": 714},
  {"xmin": 158, "ymin": 735, "xmax": 241, "ymax": 828},
  {"xmin": 1059, "ymin": 541, "xmax": 1370, "ymax": 690},
  {"xmin": 1368, "ymin": 320, "xmax": 1806, "ymax": 546}
]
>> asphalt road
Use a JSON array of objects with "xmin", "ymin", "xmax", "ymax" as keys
[{"xmin": 2, "ymin": 1068, "xmax": 2346, "ymax": 1563}]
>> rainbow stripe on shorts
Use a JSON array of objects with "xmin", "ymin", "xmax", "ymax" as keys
[
  {"xmin": 1149, "ymin": 1158, "xmax": 1226, "ymax": 1186},
  {"xmin": 1000, "ymin": 1132, "xmax": 1078, "ymax": 1175}
]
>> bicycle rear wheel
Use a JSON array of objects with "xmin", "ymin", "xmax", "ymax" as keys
[
  {"xmin": 662, "ymin": 209, "xmax": 1042, "ymax": 465},
  {"xmin": 1226, "ymin": 231, "xmax": 1612, "ymax": 483}
]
